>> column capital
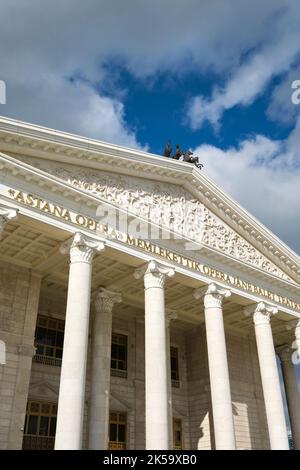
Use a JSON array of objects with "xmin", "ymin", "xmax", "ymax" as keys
[
  {"xmin": 165, "ymin": 309, "xmax": 178, "ymax": 326},
  {"xmin": 134, "ymin": 260, "xmax": 175, "ymax": 289},
  {"xmin": 94, "ymin": 287, "xmax": 122, "ymax": 314},
  {"xmin": 60, "ymin": 232, "xmax": 105, "ymax": 263},
  {"xmin": 245, "ymin": 301, "xmax": 278, "ymax": 326},
  {"xmin": 194, "ymin": 282, "xmax": 231, "ymax": 309},
  {"xmin": 0, "ymin": 203, "xmax": 18, "ymax": 236},
  {"xmin": 277, "ymin": 345, "xmax": 293, "ymax": 363}
]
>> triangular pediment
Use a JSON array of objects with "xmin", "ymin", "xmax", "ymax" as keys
[
  {"xmin": 0, "ymin": 116, "xmax": 299, "ymax": 285},
  {"xmin": 10, "ymin": 154, "xmax": 295, "ymax": 284},
  {"xmin": 110, "ymin": 392, "xmax": 132, "ymax": 411},
  {"xmin": 29, "ymin": 380, "xmax": 59, "ymax": 401}
]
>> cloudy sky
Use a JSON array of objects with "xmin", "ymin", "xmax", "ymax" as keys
[{"xmin": 0, "ymin": 0, "xmax": 300, "ymax": 257}]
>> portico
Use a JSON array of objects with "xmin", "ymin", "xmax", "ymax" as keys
[{"xmin": 0, "ymin": 117, "xmax": 300, "ymax": 450}]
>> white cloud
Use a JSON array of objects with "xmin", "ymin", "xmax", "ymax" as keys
[
  {"xmin": 0, "ymin": 0, "xmax": 298, "ymax": 144},
  {"xmin": 9, "ymin": 77, "xmax": 142, "ymax": 149},
  {"xmin": 193, "ymin": 117, "xmax": 300, "ymax": 254},
  {"xmin": 188, "ymin": 30, "xmax": 300, "ymax": 130}
]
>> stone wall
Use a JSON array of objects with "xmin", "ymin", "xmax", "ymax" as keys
[
  {"xmin": 185, "ymin": 324, "xmax": 270, "ymax": 450},
  {"xmin": 227, "ymin": 330, "xmax": 270, "ymax": 450},
  {"xmin": 0, "ymin": 261, "xmax": 41, "ymax": 449}
]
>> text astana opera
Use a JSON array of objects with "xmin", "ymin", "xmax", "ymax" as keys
[{"xmin": 8, "ymin": 188, "xmax": 300, "ymax": 313}]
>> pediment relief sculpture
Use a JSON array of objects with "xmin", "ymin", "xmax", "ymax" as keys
[{"xmin": 22, "ymin": 158, "xmax": 291, "ymax": 281}]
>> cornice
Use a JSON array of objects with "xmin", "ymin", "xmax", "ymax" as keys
[
  {"xmin": 1, "ymin": 152, "xmax": 300, "ymax": 304},
  {"xmin": 0, "ymin": 116, "xmax": 300, "ymax": 282}
]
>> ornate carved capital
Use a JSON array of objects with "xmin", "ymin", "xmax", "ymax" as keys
[
  {"xmin": 194, "ymin": 283, "xmax": 231, "ymax": 309},
  {"xmin": 94, "ymin": 287, "xmax": 122, "ymax": 314},
  {"xmin": 251, "ymin": 301, "xmax": 278, "ymax": 326},
  {"xmin": 134, "ymin": 260, "xmax": 175, "ymax": 289},
  {"xmin": 277, "ymin": 345, "xmax": 293, "ymax": 363},
  {"xmin": 0, "ymin": 204, "xmax": 18, "ymax": 236},
  {"xmin": 60, "ymin": 232, "xmax": 105, "ymax": 264},
  {"xmin": 18, "ymin": 344, "xmax": 36, "ymax": 357}
]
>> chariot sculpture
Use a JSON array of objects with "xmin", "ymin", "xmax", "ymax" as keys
[{"xmin": 163, "ymin": 142, "xmax": 203, "ymax": 169}]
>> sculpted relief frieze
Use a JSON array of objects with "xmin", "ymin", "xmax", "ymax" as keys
[{"xmin": 22, "ymin": 157, "xmax": 291, "ymax": 281}]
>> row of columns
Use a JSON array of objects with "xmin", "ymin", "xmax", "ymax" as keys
[{"xmin": 53, "ymin": 232, "xmax": 300, "ymax": 450}]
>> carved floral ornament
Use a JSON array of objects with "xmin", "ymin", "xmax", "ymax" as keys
[
  {"xmin": 22, "ymin": 158, "xmax": 291, "ymax": 281},
  {"xmin": 244, "ymin": 301, "xmax": 278, "ymax": 326},
  {"xmin": 134, "ymin": 260, "xmax": 175, "ymax": 289}
]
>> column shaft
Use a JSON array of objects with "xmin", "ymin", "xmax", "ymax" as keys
[
  {"xmin": 253, "ymin": 303, "xmax": 289, "ymax": 450},
  {"xmin": 55, "ymin": 233, "xmax": 104, "ymax": 450},
  {"xmin": 199, "ymin": 283, "xmax": 236, "ymax": 450},
  {"xmin": 145, "ymin": 282, "xmax": 168, "ymax": 449},
  {"xmin": 135, "ymin": 260, "xmax": 174, "ymax": 450}
]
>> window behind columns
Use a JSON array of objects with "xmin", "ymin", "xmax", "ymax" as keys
[
  {"xmin": 173, "ymin": 418, "xmax": 183, "ymax": 450},
  {"xmin": 22, "ymin": 401, "xmax": 57, "ymax": 450},
  {"xmin": 170, "ymin": 346, "xmax": 180, "ymax": 387},
  {"xmin": 34, "ymin": 315, "xmax": 64, "ymax": 367},
  {"xmin": 108, "ymin": 411, "xmax": 127, "ymax": 450},
  {"xmin": 111, "ymin": 333, "xmax": 128, "ymax": 378}
]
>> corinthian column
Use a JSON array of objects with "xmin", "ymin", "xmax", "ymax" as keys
[
  {"xmin": 166, "ymin": 310, "xmax": 177, "ymax": 450},
  {"xmin": 195, "ymin": 283, "xmax": 236, "ymax": 450},
  {"xmin": 135, "ymin": 260, "xmax": 175, "ymax": 450},
  {"xmin": 0, "ymin": 204, "xmax": 18, "ymax": 238},
  {"xmin": 295, "ymin": 320, "xmax": 300, "ymax": 362},
  {"xmin": 88, "ymin": 288, "xmax": 121, "ymax": 450},
  {"xmin": 251, "ymin": 302, "xmax": 289, "ymax": 450},
  {"xmin": 55, "ymin": 233, "xmax": 105, "ymax": 450},
  {"xmin": 278, "ymin": 346, "xmax": 300, "ymax": 449}
]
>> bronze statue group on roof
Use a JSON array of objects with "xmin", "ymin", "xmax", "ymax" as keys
[{"xmin": 163, "ymin": 142, "xmax": 203, "ymax": 169}]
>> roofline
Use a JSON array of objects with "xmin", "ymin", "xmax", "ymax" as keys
[{"xmin": 0, "ymin": 115, "xmax": 299, "ymax": 280}]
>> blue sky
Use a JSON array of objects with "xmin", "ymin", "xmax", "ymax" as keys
[
  {"xmin": 99, "ymin": 65, "xmax": 293, "ymax": 155},
  {"xmin": 0, "ymin": 0, "xmax": 299, "ymax": 432}
]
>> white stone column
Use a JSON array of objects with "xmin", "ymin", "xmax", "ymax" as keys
[
  {"xmin": 0, "ymin": 204, "xmax": 18, "ymax": 238},
  {"xmin": 166, "ymin": 311, "xmax": 177, "ymax": 450},
  {"xmin": 55, "ymin": 232, "xmax": 105, "ymax": 450},
  {"xmin": 135, "ymin": 260, "xmax": 175, "ymax": 450},
  {"xmin": 278, "ymin": 346, "xmax": 300, "ymax": 449},
  {"xmin": 88, "ymin": 287, "xmax": 121, "ymax": 450},
  {"xmin": 295, "ymin": 320, "xmax": 300, "ymax": 362},
  {"xmin": 251, "ymin": 302, "xmax": 289, "ymax": 450},
  {"xmin": 195, "ymin": 283, "xmax": 236, "ymax": 450}
]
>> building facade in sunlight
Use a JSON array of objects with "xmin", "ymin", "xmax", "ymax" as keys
[{"xmin": 0, "ymin": 117, "xmax": 299, "ymax": 450}]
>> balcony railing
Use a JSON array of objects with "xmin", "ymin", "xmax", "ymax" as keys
[
  {"xmin": 33, "ymin": 354, "xmax": 62, "ymax": 367},
  {"xmin": 172, "ymin": 379, "xmax": 180, "ymax": 388},
  {"xmin": 111, "ymin": 368, "xmax": 127, "ymax": 379},
  {"xmin": 22, "ymin": 435, "xmax": 55, "ymax": 450},
  {"xmin": 108, "ymin": 441, "xmax": 126, "ymax": 450}
]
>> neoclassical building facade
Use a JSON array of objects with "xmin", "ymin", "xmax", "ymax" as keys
[{"xmin": 0, "ymin": 117, "xmax": 299, "ymax": 450}]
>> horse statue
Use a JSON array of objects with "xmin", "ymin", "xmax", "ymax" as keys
[
  {"xmin": 182, "ymin": 150, "xmax": 203, "ymax": 169},
  {"xmin": 163, "ymin": 141, "xmax": 172, "ymax": 158},
  {"xmin": 172, "ymin": 144, "xmax": 183, "ymax": 160}
]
